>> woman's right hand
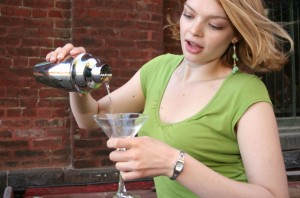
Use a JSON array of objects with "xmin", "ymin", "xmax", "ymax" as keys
[{"xmin": 45, "ymin": 43, "xmax": 86, "ymax": 63}]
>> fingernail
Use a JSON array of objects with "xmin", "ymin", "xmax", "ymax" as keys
[
  {"xmin": 50, "ymin": 57, "xmax": 56, "ymax": 62},
  {"xmin": 57, "ymin": 55, "xmax": 62, "ymax": 60}
]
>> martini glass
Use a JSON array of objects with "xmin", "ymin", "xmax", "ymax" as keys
[{"xmin": 93, "ymin": 113, "xmax": 148, "ymax": 198}]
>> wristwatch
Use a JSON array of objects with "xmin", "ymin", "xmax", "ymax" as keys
[{"xmin": 170, "ymin": 150, "xmax": 185, "ymax": 180}]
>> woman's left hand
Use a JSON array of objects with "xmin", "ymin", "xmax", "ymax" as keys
[{"xmin": 107, "ymin": 136, "xmax": 178, "ymax": 180}]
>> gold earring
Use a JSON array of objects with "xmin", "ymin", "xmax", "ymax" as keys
[{"xmin": 232, "ymin": 42, "xmax": 239, "ymax": 74}]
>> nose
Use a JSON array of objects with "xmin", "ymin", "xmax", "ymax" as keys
[{"xmin": 189, "ymin": 19, "xmax": 204, "ymax": 37}]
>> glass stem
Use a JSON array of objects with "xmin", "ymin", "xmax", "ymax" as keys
[{"xmin": 116, "ymin": 173, "xmax": 128, "ymax": 196}]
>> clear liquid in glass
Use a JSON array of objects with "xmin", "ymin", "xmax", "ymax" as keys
[{"xmin": 96, "ymin": 83, "xmax": 147, "ymax": 198}]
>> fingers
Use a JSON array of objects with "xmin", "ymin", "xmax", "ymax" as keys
[
  {"xmin": 107, "ymin": 137, "xmax": 134, "ymax": 149},
  {"xmin": 45, "ymin": 43, "xmax": 86, "ymax": 62},
  {"xmin": 108, "ymin": 137, "xmax": 175, "ymax": 180},
  {"xmin": 120, "ymin": 170, "xmax": 143, "ymax": 181},
  {"xmin": 119, "ymin": 168, "xmax": 160, "ymax": 181},
  {"xmin": 109, "ymin": 149, "xmax": 131, "ymax": 162},
  {"xmin": 70, "ymin": 46, "xmax": 86, "ymax": 55}
]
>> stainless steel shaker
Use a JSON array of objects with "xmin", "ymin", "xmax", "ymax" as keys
[{"xmin": 33, "ymin": 53, "xmax": 112, "ymax": 94}]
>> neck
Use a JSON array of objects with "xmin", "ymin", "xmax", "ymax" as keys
[{"xmin": 178, "ymin": 59, "xmax": 232, "ymax": 83}]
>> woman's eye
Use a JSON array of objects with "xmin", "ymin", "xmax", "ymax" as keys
[
  {"xmin": 182, "ymin": 13, "xmax": 192, "ymax": 19},
  {"xmin": 209, "ymin": 24, "xmax": 223, "ymax": 30}
]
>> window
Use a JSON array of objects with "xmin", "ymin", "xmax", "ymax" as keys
[{"xmin": 264, "ymin": 0, "xmax": 300, "ymax": 118}]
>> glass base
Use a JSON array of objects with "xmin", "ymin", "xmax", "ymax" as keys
[{"xmin": 105, "ymin": 191, "xmax": 141, "ymax": 198}]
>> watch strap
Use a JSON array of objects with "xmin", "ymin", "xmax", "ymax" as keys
[{"xmin": 170, "ymin": 150, "xmax": 185, "ymax": 180}]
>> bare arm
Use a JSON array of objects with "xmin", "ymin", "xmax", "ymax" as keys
[
  {"xmin": 46, "ymin": 43, "xmax": 145, "ymax": 129},
  {"xmin": 174, "ymin": 102, "xmax": 288, "ymax": 197},
  {"xmin": 108, "ymin": 102, "xmax": 289, "ymax": 198},
  {"xmin": 70, "ymin": 70, "xmax": 145, "ymax": 129}
]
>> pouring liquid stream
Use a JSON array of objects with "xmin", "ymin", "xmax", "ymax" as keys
[
  {"xmin": 95, "ymin": 82, "xmax": 147, "ymax": 198},
  {"xmin": 105, "ymin": 82, "xmax": 113, "ymax": 114},
  {"xmin": 104, "ymin": 82, "xmax": 131, "ymax": 197}
]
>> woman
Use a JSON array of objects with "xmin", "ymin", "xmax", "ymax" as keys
[{"xmin": 46, "ymin": 0, "xmax": 293, "ymax": 197}]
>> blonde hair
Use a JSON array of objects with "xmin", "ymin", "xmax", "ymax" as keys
[{"xmin": 166, "ymin": 0, "xmax": 294, "ymax": 73}]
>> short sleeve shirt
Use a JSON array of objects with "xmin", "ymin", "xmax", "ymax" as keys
[{"xmin": 138, "ymin": 54, "xmax": 272, "ymax": 198}]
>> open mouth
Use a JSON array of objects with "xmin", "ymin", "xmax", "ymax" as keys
[{"xmin": 185, "ymin": 40, "xmax": 203, "ymax": 54}]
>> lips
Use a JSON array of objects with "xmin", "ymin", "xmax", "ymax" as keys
[{"xmin": 185, "ymin": 40, "xmax": 203, "ymax": 54}]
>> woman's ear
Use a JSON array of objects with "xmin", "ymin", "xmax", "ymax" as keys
[
  {"xmin": 232, "ymin": 38, "xmax": 239, "ymax": 44},
  {"xmin": 232, "ymin": 34, "xmax": 241, "ymax": 43}
]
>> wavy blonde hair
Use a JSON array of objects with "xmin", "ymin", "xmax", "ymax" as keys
[{"xmin": 166, "ymin": 0, "xmax": 294, "ymax": 73}]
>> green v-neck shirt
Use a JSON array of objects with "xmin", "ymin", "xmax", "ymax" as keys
[{"xmin": 138, "ymin": 54, "xmax": 271, "ymax": 198}]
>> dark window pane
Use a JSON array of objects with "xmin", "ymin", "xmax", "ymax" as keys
[{"xmin": 264, "ymin": 0, "xmax": 300, "ymax": 117}]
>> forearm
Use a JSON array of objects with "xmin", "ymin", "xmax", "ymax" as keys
[
  {"xmin": 176, "ymin": 154, "xmax": 286, "ymax": 198},
  {"xmin": 69, "ymin": 92, "xmax": 100, "ymax": 129}
]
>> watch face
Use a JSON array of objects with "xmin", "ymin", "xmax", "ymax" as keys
[{"xmin": 175, "ymin": 161, "xmax": 184, "ymax": 171}]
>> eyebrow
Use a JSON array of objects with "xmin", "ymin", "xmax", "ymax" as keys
[{"xmin": 184, "ymin": 3, "xmax": 229, "ymax": 21}]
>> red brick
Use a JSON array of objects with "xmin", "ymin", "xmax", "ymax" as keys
[
  {"xmin": 6, "ymin": 47, "xmax": 39, "ymax": 57},
  {"xmin": 53, "ymin": 108, "xmax": 69, "ymax": 117},
  {"xmin": 3, "ymin": 161, "xmax": 19, "ymax": 168},
  {"xmin": 74, "ymin": 139, "xmax": 104, "ymax": 148},
  {"xmin": 37, "ymin": 108, "xmax": 53, "ymax": 118},
  {"xmin": 0, "ymin": 130, "xmax": 12, "ymax": 138},
  {"xmin": 53, "ymin": 38, "xmax": 72, "ymax": 48},
  {"xmin": 6, "ymin": 88, "xmax": 37, "ymax": 98},
  {"xmin": 1, "ymin": 6, "xmax": 26, "ymax": 17},
  {"xmin": 1, "ymin": 119, "xmax": 32, "ymax": 128},
  {"xmin": 54, "ymin": 19, "xmax": 72, "ymax": 29},
  {"xmin": 47, "ymin": 129, "xmax": 70, "ymax": 137},
  {"xmin": 52, "ymin": 98, "xmax": 69, "ymax": 107},
  {"xmin": 21, "ymin": 98, "xmax": 52, "ymax": 108},
  {"xmin": 0, "ymin": 140, "xmax": 29, "ymax": 148},
  {"xmin": 31, "ymin": 8, "xmax": 47, "ymax": 18},
  {"xmin": 48, "ymin": 10, "xmax": 63, "ymax": 18},
  {"xmin": 0, "ymin": 98, "xmax": 19, "ymax": 108},
  {"xmin": 0, "ymin": 0, "xmax": 22, "ymax": 6},
  {"xmin": 23, "ymin": 0, "xmax": 54, "ymax": 8},
  {"xmin": 56, "ymin": 1, "xmax": 72, "ymax": 10},
  {"xmin": 12, "ymin": 56, "xmax": 29, "ymax": 67},
  {"xmin": 22, "ymin": 37, "xmax": 53, "ymax": 48},
  {"xmin": 73, "ymin": 159, "xmax": 100, "ymax": 169},
  {"xmin": 0, "ymin": 16, "xmax": 23, "ymax": 26},
  {"xmin": 15, "ymin": 149, "xmax": 45, "ymax": 157},
  {"xmin": 0, "ymin": 150, "xmax": 11, "ymax": 158},
  {"xmin": 0, "ymin": 0, "xmax": 168, "ymax": 170},
  {"xmin": 88, "ymin": 9, "xmax": 112, "ymax": 18},
  {"xmin": 74, "ymin": 0, "xmax": 104, "ymax": 8},
  {"xmin": 7, "ymin": 108, "xmax": 22, "ymax": 117},
  {"xmin": 34, "ymin": 119, "xmax": 64, "ymax": 128},
  {"xmin": 0, "ymin": 37, "xmax": 20, "ymax": 47},
  {"xmin": 0, "ymin": 87, "xmax": 6, "ymax": 98},
  {"xmin": 22, "ymin": 108, "xmax": 38, "ymax": 117},
  {"xmin": 0, "ymin": 57, "xmax": 12, "ymax": 66},
  {"xmin": 24, "ymin": 18, "xmax": 54, "ymax": 28},
  {"xmin": 32, "ymin": 137, "xmax": 62, "ymax": 148},
  {"xmin": 15, "ymin": 129, "xmax": 46, "ymax": 138},
  {"xmin": 52, "ymin": 157, "xmax": 70, "ymax": 166},
  {"xmin": 0, "ymin": 27, "xmax": 8, "ymax": 36},
  {"xmin": 52, "ymin": 148, "xmax": 71, "ymax": 157},
  {"xmin": 39, "ymin": 88, "xmax": 68, "ymax": 98}
]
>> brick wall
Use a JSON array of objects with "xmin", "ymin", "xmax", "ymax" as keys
[
  {"xmin": 0, "ymin": 0, "xmax": 72, "ymax": 170},
  {"xmin": 0, "ymin": 0, "xmax": 181, "ymax": 171},
  {"xmin": 163, "ymin": 0, "xmax": 182, "ymax": 54}
]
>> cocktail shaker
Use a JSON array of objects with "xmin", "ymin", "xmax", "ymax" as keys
[{"xmin": 33, "ymin": 53, "xmax": 112, "ymax": 94}]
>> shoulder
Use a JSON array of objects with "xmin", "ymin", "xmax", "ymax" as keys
[
  {"xmin": 230, "ymin": 72, "xmax": 262, "ymax": 83},
  {"xmin": 223, "ymin": 72, "xmax": 272, "ymax": 132},
  {"xmin": 140, "ymin": 53, "xmax": 183, "ymax": 77},
  {"xmin": 223, "ymin": 71, "xmax": 271, "ymax": 110},
  {"xmin": 229, "ymin": 72, "xmax": 267, "ymax": 91},
  {"xmin": 141, "ymin": 53, "xmax": 183, "ymax": 69}
]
